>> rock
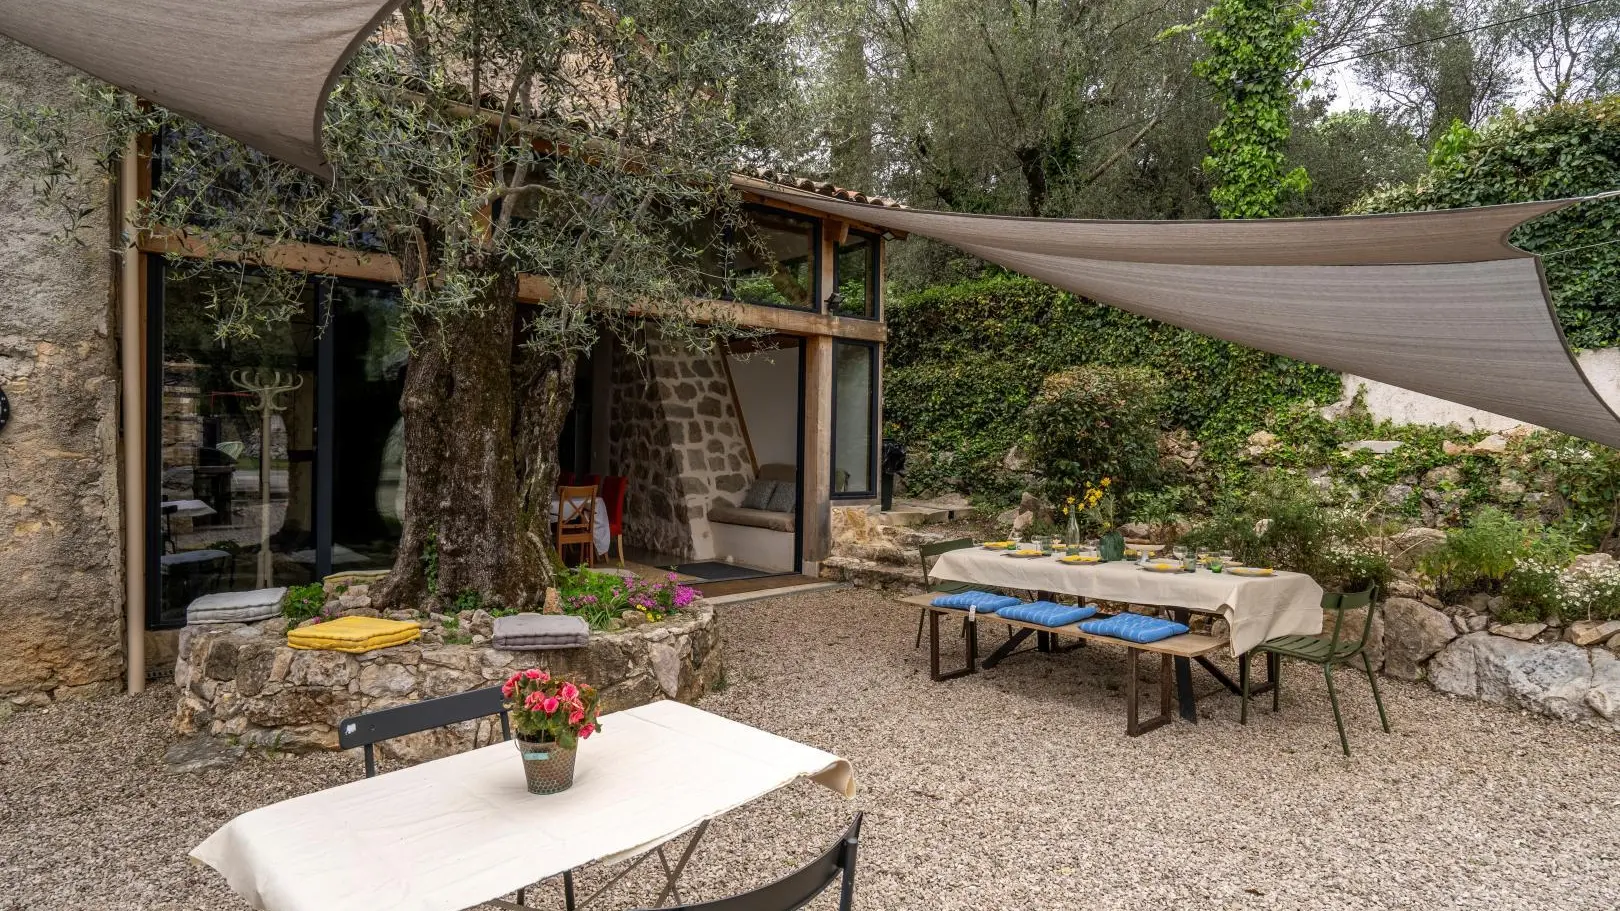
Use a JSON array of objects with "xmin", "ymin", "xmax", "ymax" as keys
[
  {"xmin": 1343, "ymin": 440, "xmax": 1402, "ymax": 454},
  {"xmin": 1570, "ymin": 553, "xmax": 1616, "ymax": 572},
  {"xmin": 829, "ymin": 505, "xmax": 911, "ymax": 565},
  {"xmin": 619, "ymin": 610, "xmax": 647, "ymax": 629},
  {"xmin": 342, "ymin": 607, "xmax": 382, "ymax": 619},
  {"xmin": 1442, "ymin": 441, "xmax": 1465, "ymax": 456},
  {"xmin": 1587, "ymin": 650, "xmax": 1620, "ymax": 721},
  {"xmin": 1489, "ymin": 622, "xmax": 1547, "ymax": 641},
  {"xmin": 1244, "ymin": 430, "xmax": 1278, "ymax": 458},
  {"xmin": 461, "ymin": 609, "xmax": 494, "ymax": 638},
  {"xmin": 649, "ymin": 641, "xmax": 684, "ymax": 698},
  {"xmin": 386, "ymin": 610, "xmax": 418, "ymax": 622},
  {"xmin": 1001, "ymin": 445, "xmax": 1028, "ymax": 473},
  {"xmin": 1383, "ymin": 484, "xmax": 1415, "ymax": 508},
  {"xmin": 297, "ymin": 617, "xmax": 321, "ymax": 628},
  {"xmin": 1011, "ymin": 511, "xmax": 1037, "ymax": 537},
  {"xmin": 1466, "ymin": 614, "xmax": 1489, "ymax": 633},
  {"xmin": 1565, "ymin": 619, "xmax": 1620, "ymax": 647},
  {"xmin": 1385, "ymin": 578, "xmax": 1425, "ymax": 600},
  {"xmin": 324, "ymin": 570, "xmax": 388, "ymax": 593},
  {"xmin": 1430, "ymin": 633, "xmax": 1595, "ymax": 722},
  {"xmin": 1381, "ymin": 597, "xmax": 1457, "ymax": 680},
  {"xmin": 337, "ymin": 590, "xmax": 373, "ymax": 611},
  {"xmin": 543, "ymin": 589, "xmax": 562, "ymax": 615},
  {"xmin": 1388, "ymin": 527, "xmax": 1446, "ymax": 571},
  {"xmin": 1469, "ymin": 433, "xmax": 1509, "ymax": 454},
  {"xmin": 1117, "ymin": 523, "xmax": 1153, "ymax": 541},
  {"xmin": 1493, "ymin": 478, "xmax": 1525, "ymax": 500},
  {"xmin": 1422, "ymin": 465, "xmax": 1462, "ymax": 488},
  {"xmin": 1451, "ymin": 614, "xmax": 1471, "ymax": 636},
  {"xmin": 203, "ymin": 640, "xmax": 240, "ymax": 681},
  {"xmin": 164, "ymin": 735, "xmax": 244, "ymax": 772}
]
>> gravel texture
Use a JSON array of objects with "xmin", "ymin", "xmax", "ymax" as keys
[{"xmin": 5, "ymin": 587, "xmax": 1620, "ymax": 910}]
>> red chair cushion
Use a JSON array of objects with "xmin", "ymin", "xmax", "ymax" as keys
[
  {"xmin": 559, "ymin": 471, "xmax": 577, "ymax": 486},
  {"xmin": 601, "ymin": 476, "xmax": 627, "ymax": 535}
]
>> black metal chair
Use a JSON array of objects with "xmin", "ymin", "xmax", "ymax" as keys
[
  {"xmin": 634, "ymin": 814, "xmax": 863, "ymax": 911},
  {"xmin": 337, "ymin": 685, "xmax": 512, "ymax": 778},
  {"xmin": 338, "ymin": 687, "xmax": 575, "ymax": 908}
]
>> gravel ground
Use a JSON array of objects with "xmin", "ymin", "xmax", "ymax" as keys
[{"xmin": 5, "ymin": 587, "xmax": 1620, "ymax": 910}]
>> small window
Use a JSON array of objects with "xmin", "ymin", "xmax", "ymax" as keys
[
  {"xmin": 730, "ymin": 209, "xmax": 819, "ymax": 310},
  {"xmin": 832, "ymin": 341, "xmax": 878, "ymax": 497},
  {"xmin": 830, "ymin": 231, "xmax": 879, "ymax": 319}
]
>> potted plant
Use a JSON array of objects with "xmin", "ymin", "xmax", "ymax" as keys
[{"xmin": 501, "ymin": 668, "xmax": 601, "ymax": 795}]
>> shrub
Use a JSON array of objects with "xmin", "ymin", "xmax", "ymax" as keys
[
  {"xmin": 1183, "ymin": 470, "xmax": 1352, "ymax": 574},
  {"xmin": 1501, "ymin": 560, "xmax": 1562, "ymax": 624},
  {"xmin": 551, "ymin": 568, "xmax": 699, "ymax": 629},
  {"xmin": 1418, "ymin": 508, "xmax": 1539, "ymax": 602},
  {"xmin": 1020, "ymin": 365, "xmax": 1165, "ymax": 501},
  {"xmin": 1316, "ymin": 540, "xmax": 1394, "ymax": 594},
  {"xmin": 1559, "ymin": 562, "xmax": 1620, "ymax": 622},
  {"xmin": 280, "ymin": 583, "xmax": 328, "ymax": 625}
]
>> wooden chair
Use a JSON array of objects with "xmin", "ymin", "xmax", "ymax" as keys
[
  {"xmin": 600, "ymin": 476, "xmax": 629, "ymax": 567},
  {"xmin": 1239, "ymin": 585, "xmax": 1390, "ymax": 756},
  {"xmin": 913, "ymin": 539, "xmax": 977, "ymax": 649},
  {"xmin": 633, "ymin": 814, "xmax": 862, "ymax": 911},
  {"xmin": 556, "ymin": 484, "xmax": 599, "ymax": 565}
]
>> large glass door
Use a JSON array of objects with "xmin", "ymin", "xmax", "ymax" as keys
[{"xmin": 328, "ymin": 283, "xmax": 407, "ymax": 574}]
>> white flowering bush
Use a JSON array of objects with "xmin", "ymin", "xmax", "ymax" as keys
[{"xmin": 1558, "ymin": 562, "xmax": 1620, "ymax": 622}]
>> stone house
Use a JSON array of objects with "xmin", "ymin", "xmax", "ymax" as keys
[{"xmin": 0, "ymin": 37, "xmax": 894, "ymax": 705}]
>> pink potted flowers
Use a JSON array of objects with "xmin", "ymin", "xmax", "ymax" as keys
[{"xmin": 501, "ymin": 669, "xmax": 602, "ymax": 794}]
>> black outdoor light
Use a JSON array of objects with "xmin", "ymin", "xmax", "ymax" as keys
[{"xmin": 0, "ymin": 385, "xmax": 10, "ymax": 435}]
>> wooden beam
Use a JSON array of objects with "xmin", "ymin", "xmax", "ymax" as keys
[
  {"xmin": 826, "ymin": 218, "xmax": 850, "ymax": 246},
  {"xmin": 139, "ymin": 230, "xmax": 403, "ymax": 283},
  {"xmin": 801, "ymin": 334, "xmax": 834, "ymax": 565}
]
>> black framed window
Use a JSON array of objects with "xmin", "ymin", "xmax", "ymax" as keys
[
  {"xmin": 146, "ymin": 257, "xmax": 407, "ymax": 629},
  {"xmin": 831, "ymin": 340, "xmax": 879, "ymax": 498},
  {"xmin": 830, "ymin": 230, "xmax": 880, "ymax": 319},
  {"xmin": 729, "ymin": 208, "xmax": 821, "ymax": 311}
]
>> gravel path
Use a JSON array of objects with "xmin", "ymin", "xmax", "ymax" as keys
[{"xmin": 5, "ymin": 587, "xmax": 1620, "ymax": 910}]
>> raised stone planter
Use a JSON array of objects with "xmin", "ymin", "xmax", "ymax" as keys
[{"xmin": 173, "ymin": 602, "xmax": 722, "ymax": 761}]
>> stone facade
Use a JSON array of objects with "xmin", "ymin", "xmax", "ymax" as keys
[
  {"xmin": 607, "ymin": 334, "xmax": 753, "ymax": 559},
  {"xmin": 173, "ymin": 601, "xmax": 723, "ymax": 759},
  {"xmin": 0, "ymin": 39, "xmax": 126, "ymax": 706}
]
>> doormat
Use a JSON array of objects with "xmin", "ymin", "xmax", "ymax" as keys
[{"xmin": 670, "ymin": 561, "xmax": 777, "ymax": 582}]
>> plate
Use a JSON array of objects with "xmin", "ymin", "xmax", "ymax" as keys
[
  {"xmin": 1059, "ymin": 554, "xmax": 1102, "ymax": 565},
  {"xmin": 1004, "ymin": 550, "xmax": 1047, "ymax": 558},
  {"xmin": 1227, "ymin": 566, "xmax": 1275, "ymax": 577},
  {"xmin": 981, "ymin": 542, "xmax": 1016, "ymax": 550},
  {"xmin": 1140, "ymin": 562, "xmax": 1186, "ymax": 573}
]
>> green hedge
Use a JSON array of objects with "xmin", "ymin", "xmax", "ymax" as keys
[
  {"xmin": 885, "ymin": 275, "xmax": 1341, "ymax": 499},
  {"xmin": 1352, "ymin": 98, "xmax": 1620, "ymax": 349}
]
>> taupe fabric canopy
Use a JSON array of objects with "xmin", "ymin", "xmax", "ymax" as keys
[
  {"xmin": 741, "ymin": 177, "xmax": 1620, "ymax": 449},
  {"xmin": 0, "ymin": 0, "xmax": 406, "ymax": 178}
]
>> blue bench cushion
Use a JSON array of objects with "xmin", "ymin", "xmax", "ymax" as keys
[
  {"xmin": 1080, "ymin": 613, "xmax": 1191, "ymax": 644},
  {"xmin": 930, "ymin": 591, "xmax": 1022, "ymax": 613},
  {"xmin": 995, "ymin": 601, "xmax": 1099, "ymax": 627}
]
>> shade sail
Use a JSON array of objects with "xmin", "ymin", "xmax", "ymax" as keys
[
  {"xmin": 740, "ymin": 177, "xmax": 1620, "ymax": 449},
  {"xmin": 0, "ymin": 0, "xmax": 406, "ymax": 178}
]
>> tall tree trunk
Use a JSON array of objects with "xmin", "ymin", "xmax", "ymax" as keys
[
  {"xmin": 374, "ymin": 273, "xmax": 547, "ymax": 612},
  {"xmin": 514, "ymin": 335, "xmax": 580, "ymax": 574}
]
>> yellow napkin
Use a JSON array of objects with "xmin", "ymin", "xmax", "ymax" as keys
[{"xmin": 287, "ymin": 616, "xmax": 421, "ymax": 653}]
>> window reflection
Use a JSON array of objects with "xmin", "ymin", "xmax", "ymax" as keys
[
  {"xmin": 330, "ymin": 284, "xmax": 408, "ymax": 572},
  {"xmin": 731, "ymin": 209, "xmax": 818, "ymax": 309},
  {"xmin": 831, "ymin": 232, "xmax": 878, "ymax": 319},
  {"xmin": 833, "ymin": 341, "xmax": 877, "ymax": 496}
]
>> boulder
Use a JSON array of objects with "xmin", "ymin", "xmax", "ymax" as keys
[
  {"xmin": 1565, "ymin": 619, "xmax": 1620, "ymax": 647},
  {"xmin": 1381, "ymin": 597, "xmax": 1456, "ymax": 680},
  {"xmin": 1469, "ymin": 433, "xmax": 1510, "ymax": 455},
  {"xmin": 1430, "ymin": 633, "xmax": 1595, "ymax": 722},
  {"xmin": 1570, "ymin": 553, "xmax": 1617, "ymax": 572},
  {"xmin": 1001, "ymin": 445, "xmax": 1029, "ymax": 473},
  {"xmin": 1489, "ymin": 622, "xmax": 1547, "ymax": 641},
  {"xmin": 829, "ymin": 505, "xmax": 911, "ymax": 565},
  {"xmin": 1587, "ymin": 650, "xmax": 1620, "ymax": 721},
  {"xmin": 1243, "ymin": 430, "xmax": 1278, "ymax": 459},
  {"xmin": 1343, "ymin": 440, "xmax": 1402, "ymax": 454},
  {"xmin": 1387, "ymin": 527, "xmax": 1446, "ymax": 572}
]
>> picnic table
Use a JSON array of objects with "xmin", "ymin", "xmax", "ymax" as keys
[
  {"xmin": 191, "ymin": 700, "xmax": 855, "ymax": 911},
  {"xmin": 926, "ymin": 547, "xmax": 1324, "ymax": 723}
]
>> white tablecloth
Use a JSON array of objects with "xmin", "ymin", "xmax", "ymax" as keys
[
  {"xmin": 549, "ymin": 496, "xmax": 611, "ymax": 555},
  {"xmin": 190, "ymin": 700, "xmax": 855, "ymax": 911},
  {"xmin": 930, "ymin": 548, "xmax": 1323, "ymax": 655}
]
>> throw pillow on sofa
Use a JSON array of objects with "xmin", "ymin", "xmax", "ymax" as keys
[{"xmin": 741, "ymin": 479, "xmax": 777, "ymax": 510}]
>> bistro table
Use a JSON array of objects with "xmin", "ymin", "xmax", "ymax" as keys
[
  {"xmin": 191, "ymin": 700, "xmax": 855, "ymax": 911},
  {"xmin": 929, "ymin": 547, "xmax": 1324, "ymax": 720}
]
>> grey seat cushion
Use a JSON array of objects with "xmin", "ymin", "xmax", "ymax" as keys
[
  {"xmin": 187, "ymin": 587, "xmax": 287, "ymax": 625},
  {"xmin": 707, "ymin": 505, "xmax": 796, "ymax": 532},
  {"xmin": 493, "ymin": 613, "xmax": 590, "ymax": 650},
  {"xmin": 741, "ymin": 479, "xmax": 777, "ymax": 510}
]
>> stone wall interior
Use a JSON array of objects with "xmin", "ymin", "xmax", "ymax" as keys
[{"xmin": 0, "ymin": 39, "xmax": 125, "ymax": 707}]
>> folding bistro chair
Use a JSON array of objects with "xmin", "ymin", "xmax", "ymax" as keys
[
  {"xmin": 632, "ymin": 814, "xmax": 863, "ymax": 911},
  {"xmin": 600, "ymin": 476, "xmax": 629, "ymax": 567},
  {"xmin": 913, "ymin": 539, "xmax": 977, "ymax": 649},
  {"xmin": 1239, "ymin": 585, "xmax": 1390, "ymax": 756},
  {"xmin": 556, "ymin": 484, "xmax": 599, "ymax": 565}
]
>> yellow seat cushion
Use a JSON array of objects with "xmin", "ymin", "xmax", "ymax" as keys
[{"xmin": 287, "ymin": 616, "xmax": 421, "ymax": 653}]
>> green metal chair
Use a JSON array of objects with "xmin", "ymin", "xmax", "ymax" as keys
[
  {"xmin": 1239, "ymin": 585, "xmax": 1390, "ymax": 757},
  {"xmin": 913, "ymin": 538, "xmax": 977, "ymax": 649}
]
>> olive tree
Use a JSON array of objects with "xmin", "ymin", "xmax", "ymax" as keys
[{"xmin": 5, "ymin": 0, "xmax": 792, "ymax": 610}]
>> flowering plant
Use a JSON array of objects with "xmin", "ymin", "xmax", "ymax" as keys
[
  {"xmin": 502, "ymin": 668, "xmax": 602, "ymax": 748},
  {"xmin": 623, "ymin": 573, "xmax": 701, "ymax": 622},
  {"xmin": 1069, "ymin": 477, "xmax": 1114, "ymax": 532}
]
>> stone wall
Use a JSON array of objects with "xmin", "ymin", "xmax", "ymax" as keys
[
  {"xmin": 0, "ymin": 39, "xmax": 125, "ymax": 706},
  {"xmin": 173, "ymin": 602, "xmax": 723, "ymax": 759},
  {"xmin": 607, "ymin": 334, "xmax": 753, "ymax": 559}
]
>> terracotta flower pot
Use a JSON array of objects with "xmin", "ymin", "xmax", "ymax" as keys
[{"xmin": 515, "ymin": 735, "xmax": 577, "ymax": 794}]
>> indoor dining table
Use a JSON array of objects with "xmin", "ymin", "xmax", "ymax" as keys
[{"xmin": 929, "ymin": 546, "xmax": 1325, "ymax": 720}]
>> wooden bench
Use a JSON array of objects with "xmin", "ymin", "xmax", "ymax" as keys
[{"xmin": 898, "ymin": 594, "xmax": 1227, "ymax": 736}]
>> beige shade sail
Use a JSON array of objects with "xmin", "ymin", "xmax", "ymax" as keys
[
  {"xmin": 0, "ymin": 0, "xmax": 406, "ymax": 178},
  {"xmin": 739, "ymin": 176, "xmax": 1620, "ymax": 449}
]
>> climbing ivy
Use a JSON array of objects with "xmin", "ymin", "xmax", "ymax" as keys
[
  {"xmin": 1166, "ymin": 0, "xmax": 1313, "ymax": 218},
  {"xmin": 1353, "ymin": 99, "xmax": 1620, "ymax": 349},
  {"xmin": 885, "ymin": 275, "xmax": 1341, "ymax": 501}
]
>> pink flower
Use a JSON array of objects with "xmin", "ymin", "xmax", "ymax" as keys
[
  {"xmin": 538, "ymin": 670, "xmax": 551, "ymax": 683},
  {"xmin": 569, "ymin": 708, "xmax": 584, "ymax": 725},
  {"xmin": 578, "ymin": 723, "xmax": 595, "ymax": 739},
  {"xmin": 524, "ymin": 692, "xmax": 545, "ymax": 712},
  {"xmin": 541, "ymin": 696, "xmax": 560, "ymax": 714},
  {"xmin": 524, "ymin": 669, "xmax": 543, "ymax": 680},
  {"xmin": 559, "ymin": 682, "xmax": 579, "ymax": 701},
  {"xmin": 501, "ymin": 679, "xmax": 517, "ymax": 698}
]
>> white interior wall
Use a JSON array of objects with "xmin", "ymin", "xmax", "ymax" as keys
[{"xmin": 727, "ymin": 347, "xmax": 800, "ymax": 468}]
